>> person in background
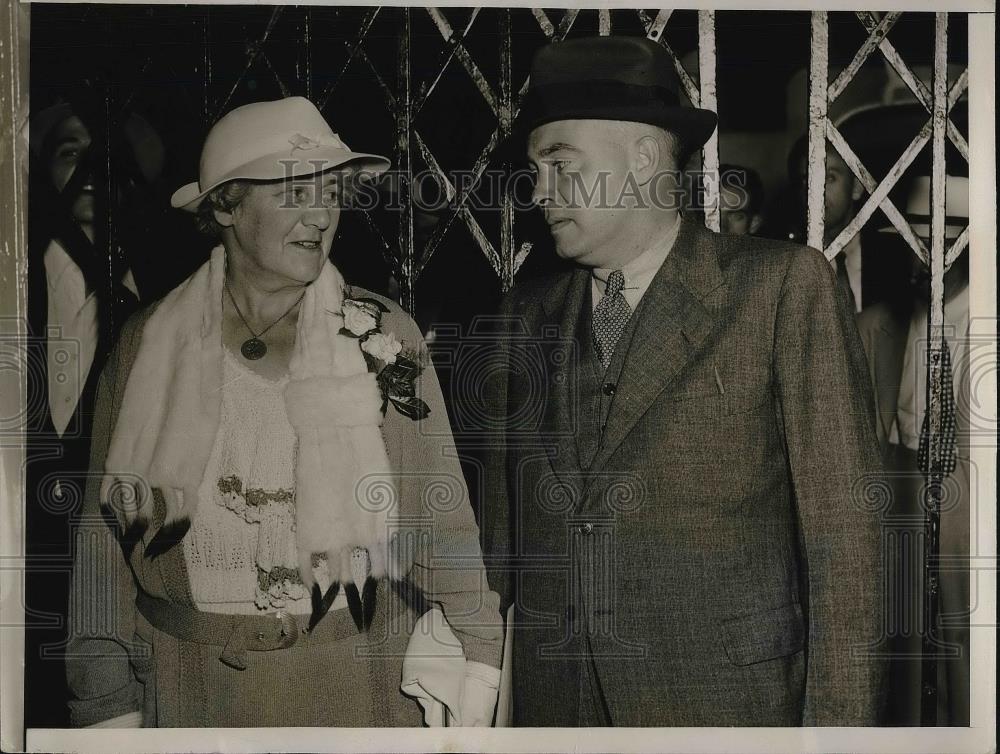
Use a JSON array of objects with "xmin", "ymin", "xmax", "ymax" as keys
[
  {"xmin": 856, "ymin": 174, "xmax": 971, "ymax": 726},
  {"xmin": 718, "ymin": 163, "xmax": 764, "ymax": 236},
  {"xmin": 779, "ymin": 105, "xmax": 921, "ymax": 314},
  {"xmin": 25, "ymin": 93, "xmax": 164, "ymax": 727}
]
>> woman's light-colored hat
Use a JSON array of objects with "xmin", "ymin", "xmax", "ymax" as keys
[
  {"xmin": 880, "ymin": 174, "xmax": 969, "ymax": 240},
  {"xmin": 171, "ymin": 96, "xmax": 391, "ymax": 212}
]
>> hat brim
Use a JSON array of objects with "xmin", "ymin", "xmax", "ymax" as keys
[
  {"xmin": 171, "ymin": 148, "xmax": 391, "ymax": 212},
  {"xmin": 878, "ymin": 221, "xmax": 967, "ymax": 241},
  {"xmin": 495, "ymin": 103, "xmax": 718, "ymax": 167}
]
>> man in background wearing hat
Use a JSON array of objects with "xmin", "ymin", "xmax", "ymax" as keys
[
  {"xmin": 785, "ymin": 119, "xmax": 912, "ymax": 315},
  {"xmin": 857, "ymin": 174, "xmax": 971, "ymax": 726},
  {"xmin": 482, "ymin": 36, "xmax": 885, "ymax": 727}
]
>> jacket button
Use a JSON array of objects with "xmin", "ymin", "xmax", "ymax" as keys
[
  {"xmin": 602, "ymin": 382, "xmax": 616, "ymax": 396},
  {"xmin": 581, "ymin": 522, "xmax": 594, "ymax": 535}
]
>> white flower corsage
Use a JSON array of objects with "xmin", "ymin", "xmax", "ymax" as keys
[{"xmin": 339, "ymin": 296, "xmax": 430, "ymax": 421}]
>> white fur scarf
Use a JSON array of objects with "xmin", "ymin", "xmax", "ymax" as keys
[{"xmin": 101, "ymin": 245, "xmax": 402, "ymax": 587}]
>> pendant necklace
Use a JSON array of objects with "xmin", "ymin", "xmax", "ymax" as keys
[{"xmin": 225, "ymin": 283, "xmax": 305, "ymax": 360}]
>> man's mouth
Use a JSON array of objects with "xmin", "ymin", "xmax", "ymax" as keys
[{"xmin": 547, "ymin": 218, "xmax": 572, "ymax": 231}]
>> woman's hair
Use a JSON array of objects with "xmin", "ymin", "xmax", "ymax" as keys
[
  {"xmin": 194, "ymin": 180, "xmax": 253, "ymax": 238},
  {"xmin": 193, "ymin": 169, "xmax": 362, "ymax": 239}
]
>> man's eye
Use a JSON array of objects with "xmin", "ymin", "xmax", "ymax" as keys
[{"xmin": 58, "ymin": 149, "xmax": 79, "ymax": 161}]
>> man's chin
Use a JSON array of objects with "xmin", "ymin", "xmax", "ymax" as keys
[{"xmin": 72, "ymin": 198, "xmax": 95, "ymax": 227}]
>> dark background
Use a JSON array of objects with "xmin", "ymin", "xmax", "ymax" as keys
[{"xmin": 29, "ymin": 6, "xmax": 969, "ymax": 327}]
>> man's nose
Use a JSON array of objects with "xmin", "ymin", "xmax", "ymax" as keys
[{"xmin": 531, "ymin": 172, "xmax": 554, "ymax": 208}]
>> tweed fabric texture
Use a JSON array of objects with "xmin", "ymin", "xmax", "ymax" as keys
[{"xmin": 482, "ymin": 217, "xmax": 888, "ymax": 727}]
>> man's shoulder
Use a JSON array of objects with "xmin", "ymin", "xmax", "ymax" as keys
[
  {"xmin": 711, "ymin": 230, "xmax": 831, "ymax": 289},
  {"xmin": 503, "ymin": 270, "xmax": 575, "ymax": 313},
  {"xmin": 856, "ymin": 300, "xmax": 907, "ymax": 339}
]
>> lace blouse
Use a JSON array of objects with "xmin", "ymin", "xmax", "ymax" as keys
[{"xmin": 182, "ymin": 347, "xmax": 346, "ymax": 615}]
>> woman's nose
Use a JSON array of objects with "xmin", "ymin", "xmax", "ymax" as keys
[{"xmin": 303, "ymin": 205, "xmax": 332, "ymax": 229}]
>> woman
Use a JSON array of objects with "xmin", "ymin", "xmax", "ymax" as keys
[{"xmin": 65, "ymin": 97, "xmax": 503, "ymax": 728}]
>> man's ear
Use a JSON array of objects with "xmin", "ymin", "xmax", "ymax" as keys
[
  {"xmin": 633, "ymin": 134, "xmax": 660, "ymax": 186},
  {"xmin": 850, "ymin": 176, "xmax": 864, "ymax": 202},
  {"xmin": 213, "ymin": 207, "xmax": 235, "ymax": 229}
]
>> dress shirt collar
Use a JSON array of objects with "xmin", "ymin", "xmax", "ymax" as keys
[{"xmin": 592, "ymin": 213, "xmax": 682, "ymax": 311}]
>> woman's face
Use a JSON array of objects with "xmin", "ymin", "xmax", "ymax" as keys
[{"xmin": 216, "ymin": 171, "xmax": 342, "ymax": 288}]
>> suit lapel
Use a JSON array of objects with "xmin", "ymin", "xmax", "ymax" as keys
[
  {"xmin": 537, "ymin": 268, "xmax": 591, "ymax": 496},
  {"xmin": 586, "ymin": 219, "xmax": 726, "ymax": 482}
]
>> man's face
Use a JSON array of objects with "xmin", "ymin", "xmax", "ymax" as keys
[
  {"xmin": 218, "ymin": 171, "xmax": 342, "ymax": 287},
  {"xmin": 909, "ymin": 246, "xmax": 969, "ymax": 305},
  {"xmin": 47, "ymin": 115, "xmax": 94, "ymax": 228},
  {"xmin": 527, "ymin": 120, "xmax": 641, "ymax": 268},
  {"xmin": 719, "ymin": 185, "xmax": 760, "ymax": 236},
  {"xmin": 796, "ymin": 148, "xmax": 863, "ymax": 242}
]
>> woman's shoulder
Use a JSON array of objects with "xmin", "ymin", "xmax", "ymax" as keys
[{"xmin": 344, "ymin": 285, "xmax": 423, "ymax": 344}]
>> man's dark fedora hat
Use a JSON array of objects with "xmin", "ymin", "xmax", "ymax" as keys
[{"xmin": 502, "ymin": 36, "xmax": 718, "ymax": 162}]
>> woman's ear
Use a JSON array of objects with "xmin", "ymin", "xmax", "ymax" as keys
[{"xmin": 213, "ymin": 207, "xmax": 235, "ymax": 229}]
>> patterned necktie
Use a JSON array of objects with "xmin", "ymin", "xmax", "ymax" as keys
[
  {"xmin": 917, "ymin": 341, "xmax": 958, "ymax": 475},
  {"xmin": 592, "ymin": 269, "xmax": 632, "ymax": 369}
]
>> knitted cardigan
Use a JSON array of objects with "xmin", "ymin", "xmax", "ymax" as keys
[{"xmin": 65, "ymin": 287, "xmax": 503, "ymax": 728}]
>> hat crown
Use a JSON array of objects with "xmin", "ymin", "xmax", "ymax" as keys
[
  {"xmin": 530, "ymin": 36, "xmax": 679, "ymax": 94},
  {"xmin": 905, "ymin": 175, "xmax": 969, "ymax": 218},
  {"xmin": 199, "ymin": 96, "xmax": 342, "ymax": 186}
]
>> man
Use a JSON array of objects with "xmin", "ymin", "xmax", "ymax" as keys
[
  {"xmin": 785, "ymin": 106, "xmax": 918, "ymax": 314},
  {"xmin": 482, "ymin": 36, "xmax": 886, "ymax": 727},
  {"xmin": 718, "ymin": 163, "xmax": 764, "ymax": 236},
  {"xmin": 25, "ymin": 96, "xmax": 163, "ymax": 727},
  {"xmin": 857, "ymin": 175, "xmax": 971, "ymax": 726}
]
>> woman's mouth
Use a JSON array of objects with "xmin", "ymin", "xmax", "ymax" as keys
[{"xmin": 291, "ymin": 240, "xmax": 322, "ymax": 251}]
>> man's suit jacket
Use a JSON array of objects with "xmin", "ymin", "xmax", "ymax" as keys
[{"xmin": 482, "ymin": 218, "xmax": 887, "ymax": 726}]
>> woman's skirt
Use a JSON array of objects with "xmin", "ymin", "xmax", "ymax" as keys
[{"xmin": 132, "ymin": 580, "xmax": 425, "ymax": 727}]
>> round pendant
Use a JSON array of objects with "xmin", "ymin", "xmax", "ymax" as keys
[{"xmin": 241, "ymin": 337, "xmax": 267, "ymax": 360}]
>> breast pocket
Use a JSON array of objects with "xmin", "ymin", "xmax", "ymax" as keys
[
  {"xmin": 720, "ymin": 602, "xmax": 805, "ymax": 666},
  {"xmin": 665, "ymin": 386, "xmax": 769, "ymax": 420}
]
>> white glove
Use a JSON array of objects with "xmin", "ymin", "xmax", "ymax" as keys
[
  {"xmin": 456, "ymin": 661, "xmax": 501, "ymax": 727},
  {"xmin": 85, "ymin": 710, "xmax": 143, "ymax": 728}
]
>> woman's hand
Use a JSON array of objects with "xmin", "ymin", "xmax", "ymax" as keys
[{"xmin": 84, "ymin": 710, "xmax": 143, "ymax": 728}]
